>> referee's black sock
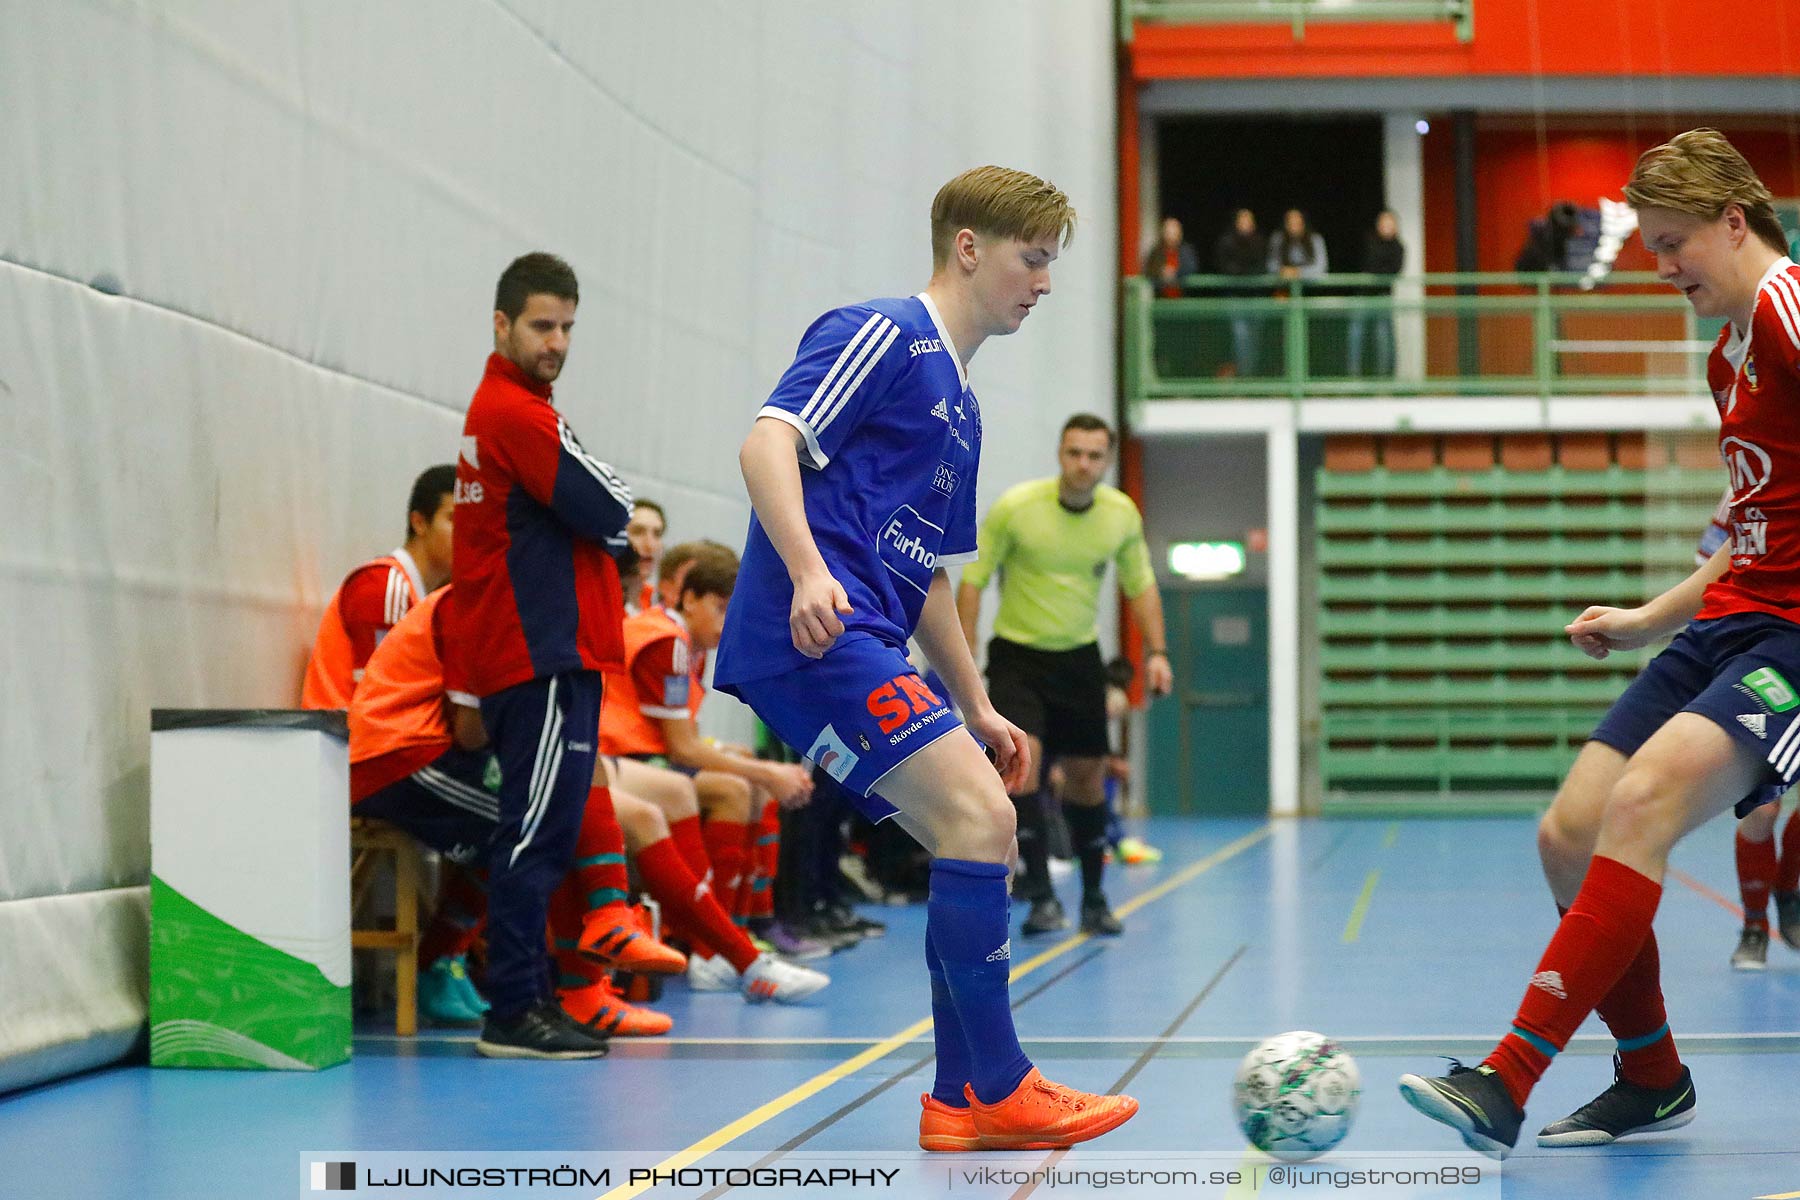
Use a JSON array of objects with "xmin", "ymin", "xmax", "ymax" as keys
[
  {"xmin": 1063, "ymin": 802, "xmax": 1109, "ymax": 905},
  {"xmin": 1011, "ymin": 792, "xmax": 1051, "ymax": 901}
]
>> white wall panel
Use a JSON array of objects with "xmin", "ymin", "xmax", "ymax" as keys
[{"xmin": 0, "ymin": 0, "xmax": 1115, "ymax": 1089}]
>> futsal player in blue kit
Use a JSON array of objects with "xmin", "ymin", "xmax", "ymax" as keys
[{"xmin": 713, "ymin": 166, "xmax": 1140, "ymax": 1151}]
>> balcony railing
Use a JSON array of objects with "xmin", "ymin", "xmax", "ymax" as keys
[
  {"xmin": 1121, "ymin": 0, "xmax": 1475, "ymax": 42},
  {"xmin": 1123, "ymin": 272, "xmax": 1711, "ymax": 403}
]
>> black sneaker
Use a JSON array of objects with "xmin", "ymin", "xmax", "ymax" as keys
[
  {"xmin": 1537, "ymin": 1057, "xmax": 1695, "ymax": 1147},
  {"xmin": 1397, "ymin": 1059, "xmax": 1522, "ymax": 1159},
  {"xmin": 1020, "ymin": 895, "xmax": 1068, "ymax": 936},
  {"xmin": 817, "ymin": 901, "xmax": 887, "ymax": 939},
  {"xmin": 1080, "ymin": 897, "xmax": 1123, "ymax": 936},
  {"xmin": 1775, "ymin": 890, "xmax": 1800, "ymax": 951},
  {"xmin": 1731, "ymin": 924, "xmax": 1770, "ymax": 970},
  {"xmin": 476, "ymin": 999, "xmax": 610, "ymax": 1060}
]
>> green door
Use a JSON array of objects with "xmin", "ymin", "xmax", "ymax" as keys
[{"xmin": 1145, "ymin": 585, "xmax": 1269, "ymax": 815}]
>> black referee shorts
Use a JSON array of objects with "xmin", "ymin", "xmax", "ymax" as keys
[{"xmin": 985, "ymin": 636, "xmax": 1111, "ymax": 759}]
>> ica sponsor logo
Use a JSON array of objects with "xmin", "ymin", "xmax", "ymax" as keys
[{"xmin": 1723, "ymin": 437, "xmax": 1773, "ymax": 504}]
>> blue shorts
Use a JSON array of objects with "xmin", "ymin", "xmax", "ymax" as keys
[
  {"xmin": 718, "ymin": 633, "xmax": 963, "ymax": 824},
  {"xmin": 1590, "ymin": 612, "xmax": 1800, "ymax": 818}
]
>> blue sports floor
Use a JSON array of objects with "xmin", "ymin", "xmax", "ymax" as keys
[{"xmin": 6, "ymin": 814, "xmax": 1799, "ymax": 1199}]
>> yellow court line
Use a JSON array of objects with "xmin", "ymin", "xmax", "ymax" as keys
[
  {"xmin": 1753, "ymin": 1192, "xmax": 1800, "ymax": 1199},
  {"xmin": 596, "ymin": 824, "xmax": 1273, "ymax": 1200},
  {"xmin": 1341, "ymin": 869, "xmax": 1381, "ymax": 944},
  {"xmin": 1382, "ymin": 822, "xmax": 1399, "ymax": 850}
]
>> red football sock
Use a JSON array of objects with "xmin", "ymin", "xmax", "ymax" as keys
[
  {"xmin": 547, "ymin": 878, "xmax": 607, "ymax": 989},
  {"xmin": 1486, "ymin": 856, "xmax": 1663, "ymax": 1107},
  {"xmin": 417, "ymin": 864, "xmax": 486, "ymax": 967},
  {"xmin": 1556, "ymin": 901, "xmax": 1681, "ymax": 1089},
  {"xmin": 635, "ymin": 836, "xmax": 759, "ymax": 973},
  {"xmin": 752, "ymin": 800, "xmax": 780, "ymax": 921},
  {"xmin": 1737, "ymin": 827, "xmax": 1777, "ymax": 926},
  {"xmin": 702, "ymin": 819, "xmax": 749, "ymax": 922},
  {"xmin": 572, "ymin": 786, "xmax": 632, "ymax": 912},
  {"xmin": 1777, "ymin": 807, "xmax": 1800, "ymax": 893},
  {"xmin": 669, "ymin": 814, "xmax": 713, "ymax": 885}
]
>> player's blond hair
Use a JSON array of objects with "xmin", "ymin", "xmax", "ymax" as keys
[
  {"xmin": 930, "ymin": 166, "xmax": 1076, "ymax": 269},
  {"xmin": 1624, "ymin": 129, "xmax": 1787, "ymax": 254}
]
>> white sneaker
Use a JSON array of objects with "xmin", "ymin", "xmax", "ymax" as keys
[
  {"xmin": 686, "ymin": 952, "xmax": 740, "ymax": 992},
  {"xmin": 1048, "ymin": 857, "xmax": 1075, "ymax": 881},
  {"xmin": 740, "ymin": 953, "xmax": 829, "ymax": 1004}
]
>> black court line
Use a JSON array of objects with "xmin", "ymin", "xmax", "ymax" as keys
[
  {"xmin": 691, "ymin": 945, "xmax": 1109, "ymax": 1200},
  {"xmin": 1006, "ymin": 944, "xmax": 1249, "ymax": 1200}
]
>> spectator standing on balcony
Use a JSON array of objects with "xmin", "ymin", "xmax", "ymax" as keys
[
  {"xmin": 1143, "ymin": 217, "xmax": 1197, "ymax": 299},
  {"xmin": 1214, "ymin": 208, "xmax": 1266, "ymax": 378},
  {"xmin": 1143, "ymin": 217, "xmax": 1200, "ymax": 379},
  {"xmin": 1268, "ymin": 208, "xmax": 1328, "ymax": 282},
  {"xmin": 1348, "ymin": 209, "xmax": 1405, "ymax": 377}
]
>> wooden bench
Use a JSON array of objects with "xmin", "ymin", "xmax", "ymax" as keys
[{"xmin": 349, "ymin": 817, "xmax": 426, "ymax": 1036}]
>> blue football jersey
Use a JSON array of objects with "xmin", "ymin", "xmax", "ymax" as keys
[{"xmin": 714, "ymin": 293, "xmax": 981, "ymax": 686}]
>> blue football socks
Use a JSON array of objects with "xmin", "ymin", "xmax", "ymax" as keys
[{"xmin": 927, "ymin": 858, "xmax": 1032, "ymax": 1104}]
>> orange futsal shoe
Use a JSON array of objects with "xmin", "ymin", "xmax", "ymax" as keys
[
  {"xmin": 963, "ymin": 1069, "xmax": 1139, "ymax": 1150},
  {"xmin": 578, "ymin": 905, "xmax": 687, "ymax": 975},
  {"xmin": 558, "ymin": 981, "xmax": 673, "ymax": 1038},
  {"xmin": 918, "ymin": 1094, "xmax": 982, "ymax": 1153}
]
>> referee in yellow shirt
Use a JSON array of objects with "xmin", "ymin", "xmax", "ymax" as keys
[{"xmin": 956, "ymin": 414, "xmax": 1172, "ymax": 936}]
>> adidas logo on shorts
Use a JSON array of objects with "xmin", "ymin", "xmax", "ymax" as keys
[
  {"xmin": 1739, "ymin": 712, "xmax": 1769, "ymax": 739},
  {"xmin": 985, "ymin": 939, "xmax": 1012, "ymax": 963}
]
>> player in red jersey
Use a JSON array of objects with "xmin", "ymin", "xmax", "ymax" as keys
[
  {"xmin": 301, "ymin": 465, "xmax": 455, "ymax": 710},
  {"xmin": 1691, "ymin": 488, "xmax": 1800, "ymax": 968},
  {"xmin": 1402, "ymin": 129, "xmax": 1800, "ymax": 1156}
]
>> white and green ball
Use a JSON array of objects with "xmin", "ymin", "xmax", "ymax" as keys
[{"xmin": 1232, "ymin": 1031, "xmax": 1361, "ymax": 1161}]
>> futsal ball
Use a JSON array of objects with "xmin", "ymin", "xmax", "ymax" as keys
[{"xmin": 1232, "ymin": 1031, "xmax": 1361, "ymax": 1161}]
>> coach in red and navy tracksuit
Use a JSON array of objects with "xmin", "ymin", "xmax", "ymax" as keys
[{"xmin": 452, "ymin": 253, "xmax": 635, "ymax": 1059}]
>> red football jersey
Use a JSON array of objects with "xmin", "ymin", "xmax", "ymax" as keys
[
  {"xmin": 1697, "ymin": 259, "xmax": 1800, "ymax": 622},
  {"xmin": 449, "ymin": 353, "xmax": 634, "ymax": 697},
  {"xmin": 300, "ymin": 549, "xmax": 426, "ymax": 709}
]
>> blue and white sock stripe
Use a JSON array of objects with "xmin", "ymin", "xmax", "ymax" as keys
[
  {"xmin": 1767, "ymin": 715, "xmax": 1800, "ymax": 781},
  {"xmin": 799, "ymin": 314, "xmax": 899, "ymax": 435},
  {"xmin": 512, "ymin": 680, "xmax": 566, "ymax": 867},
  {"xmin": 414, "ymin": 766, "xmax": 498, "ymax": 819}
]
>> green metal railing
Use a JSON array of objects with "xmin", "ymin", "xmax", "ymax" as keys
[
  {"xmin": 1123, "ymin": 272, "xmax": 1710, "ymax": 405},
  {"xmin": 1121, "ymin": 0, "xmax": 1474, "ymax": 43}
]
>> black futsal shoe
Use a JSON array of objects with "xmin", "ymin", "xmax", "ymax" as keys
[
  {"xmin": 1079, "ymin": 897, "xmax": 1123, "ymax": 937},
  {"xmin": 1774, "ymin": 890, "xmax": 1800, "ymax": 951},
  {"xmin": 1020, "ymin": 895, "xmax": 1069, "ymax": 936},
  {"xmin": 475, "ymin": 999, "xmax": 610, "ymax": 1060},
  {"xmin": 1731, "ymin": 924, "xmax": 1769, "ymax": 970},
  {"xmin": 1536, "ymin": 1058, "xmax": 1695, "ymax": 1147},
  {"xmin": 1397, "ymin": 1060, "xmax": 1522, "ymax": 1159}
]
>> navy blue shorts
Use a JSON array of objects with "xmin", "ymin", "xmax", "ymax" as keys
[
  {"xmin": 1590, "ymin": 612, "xmax": 1800, "ymax": 818},
  {"xmin": 718, "ymin": 633, "xmax": 963, "ymax": 824},
  {"xmin": 356, "ymin": 746, "xmax": 499, "ymax": 864}
]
